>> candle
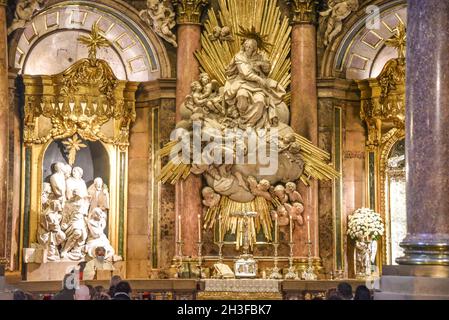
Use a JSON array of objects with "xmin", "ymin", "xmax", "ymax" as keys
[
  {"xmin": 307, "ymin": 215, "xmax": 311, "ymax": 242},
  {"xmin": 218, "ymin": 216, "xmax": 222, "ymax": 241},
  {"xmin": 198, "ymin": 214, "xmax": 202, "ymax": 242},
  {"xmin": 178, "ymin": 214, "xmax": 182, "ymax": 242},
  {"xmin": 289, "ymin": 214, "xmax": 293, "ymax": 242},
  {"xmin": 274, "ymin": 213, "xmax": 278, "ymax": 243}
]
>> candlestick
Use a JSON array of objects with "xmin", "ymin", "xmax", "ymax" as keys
[
  {"xmin": 269, "ymin": 243, "xmax": 283, "ymax": 279},
  {"xmin": 285, "ymin": 241, "xmax": 298, "ymax": 280},
  {"xmin": 274, "ymin": 213, "xmax": 278, "ymax": 243},
  {"xmin": 197, "ymin": 214, "xmax": 202, "ymax": 242},
  {"xmin": 307, "ymin": 215, "xmax": 311, "ymax": 242},
  {"xmin": 289, "ymin": 214, "xmax": 293, "ymax": 241},
  {"xmin": 178, "ymin": 214, "xmax": 182, "ymax": 242},
  {"xmin": 218, "ymin": 215, "xmax": 222, "ymax": 242}
]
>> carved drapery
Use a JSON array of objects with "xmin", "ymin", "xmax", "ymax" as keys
[
  {"xmin": 173, "ymin": 0, "xmax": 209, "ymax": 25},
  {"xmin": 285, "ymin": 0, "xmax": 318, "ymax": 25}
]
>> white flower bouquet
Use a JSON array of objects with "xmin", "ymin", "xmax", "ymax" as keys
[{"xmin": 347, "ymin": 208, "xmax": 384, "ymax": 242}]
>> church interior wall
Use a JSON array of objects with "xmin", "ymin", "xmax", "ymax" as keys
[{"xmin": 1, "ymin": 0, "xmax": 409, "ymax": 283}]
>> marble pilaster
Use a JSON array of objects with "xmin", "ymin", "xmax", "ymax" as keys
[
  {"xmin": 173, "ymin": 0, "xmax": 209, "ymax": 258},
  {"xmin": 397, "ymin": 0, "xmax": 449, "ymax": 265}
]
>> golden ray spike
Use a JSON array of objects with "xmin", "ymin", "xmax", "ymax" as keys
[{"xmin": 78, "ymin": 21, "xmax": 110, "ymax": 61}]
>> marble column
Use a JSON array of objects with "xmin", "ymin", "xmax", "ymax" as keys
[
  {"xmin": 173, "ymin": 0, "xmax": 209, "ymax": 258},
  {"xmin": 0, "ymin": 0, "xmax": 9, "ymax": 280},
  {"xmin": 286, "ymin": 0, "xmax": 319, "ymax": 257},
  {"xmin": 397, "ymin": 0, "xmax": 449, "ymax": 265}
]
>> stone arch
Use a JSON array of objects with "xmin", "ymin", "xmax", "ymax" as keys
[
  {"xmin": 320, "ymin": 0, "xmax": 406, "ymax": 80},
  {"xmin": 8, "ymin": 0, "xmax": 172, "ymax": 80}
]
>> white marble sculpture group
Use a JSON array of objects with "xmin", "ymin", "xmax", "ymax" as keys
[
  {"xmin": 38, "ymin": 163, "xmax": 114, "ymax": 262},
  {"xmin": 177, "ymin": 36, "xmax": 306, "ymax": 231}
]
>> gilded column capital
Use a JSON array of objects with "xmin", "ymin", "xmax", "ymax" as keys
[
  {"xmin": 173, "ymin": 0, "xmax": 210, "ymax": 25},
  {"xmin": 285, "ymin": 0, "xmax": 318, "ymax": 25}
]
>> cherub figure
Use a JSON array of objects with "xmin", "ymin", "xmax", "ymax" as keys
[
  {"xmin": 202, "ymin": 186, "xmax": 221, "ymax": 208},
  {"xmin": 285, "ymin": 182, "xmax": 304, "ymax": 203},
  {"xmin": 279, "ymin": 133, "xmax": 301, "ymax": 159},
  {"xmin": 272, "ymin": 185, "xmax": 288, "ymax": 204},
  {"xmin": 139, "ymin": 0, "xmax": 177, "ymax": 47},
  {"xmin": 320, "ymin": 0, "xmax": 359, "ymax": 46},
  {"xmin": 285, "ymin": 202, "xmax": 305, "ymax": 226},
  {"xmin": 185, "ymin": 81, "xmax": 208, "ymax": 111},
  {"xmin": 208, "ymin": 26, "xmax": 234, "ymax": 42},
  {"xmin": 199, "ymin": 73, "xmax": 223, "ymax": 115},
  {"xmin": 219, "ymin": 26, "xmax": 234, "ymax": 42},
  {"xmin": 184, "ymin": 81, "xmax": 208, "ymax": 124},
  {"xmin": 248, "ymin": 177, "xmax": 272, "ymax": 201},
  {"xmin": 208, "ymin": 26, "xmax": 222, "ymax": 42},
  {"xmin": 271, "ymin": 205, "xmax": 290, "ymax": 227}
]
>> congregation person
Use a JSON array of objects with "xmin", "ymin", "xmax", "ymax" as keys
[
  {"xmin": 111, "ymin": 281, "xmax": 132, "ymax": 300},
  {"xmin": 74, "ymin": 285, "xmax": 91, "ymax": 300}
]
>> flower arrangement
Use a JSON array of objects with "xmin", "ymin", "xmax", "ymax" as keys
[{"xmin": 347, "ymin": 208, "xmax": 384, "ymax": 242}]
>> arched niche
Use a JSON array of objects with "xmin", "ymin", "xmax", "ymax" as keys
[
  {"xmin": 10, "ymin": 0, "xmax": 172, "ymax": 80},
  {"xmin": 320, "ymin": 0, "xmax": 407, "ymax": 79},
  {"xmin": 380, "ymin": 135, "xmax": 406, "ymax": 265}
]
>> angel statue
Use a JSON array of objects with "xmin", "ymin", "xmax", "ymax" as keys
[
  {"xmin": 8, "ymin": 0, "xmax": 48, "ymax": 35},
  {"xmin": 139, "ymin": 0, "xmax": 177, "ymax": 47},
  {"xmin": 320, "ymin": 0, "xmax": 359, "ymax": 46}
]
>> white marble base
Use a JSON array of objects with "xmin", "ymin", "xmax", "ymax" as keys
[{"xmin": 26, "ymin": 261, "xmax": 126, "ymax": 281}]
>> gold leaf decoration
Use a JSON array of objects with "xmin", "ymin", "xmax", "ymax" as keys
[
  {"xmin": 195, "ymin": 0, "xmax": 292, "ymax": 91},
  {"xmin": 78, "ymin": 21, "xmax": 110, "ymax": 61},
  {"xmin": 62, "ymin": 134, "xmax": 87, "ymax": 166}
]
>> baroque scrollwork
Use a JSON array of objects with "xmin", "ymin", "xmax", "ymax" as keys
[
  {"xmin": 319, "ymin": 0, "xmax": 359, "ymax": 47},
  {"xmin": 140, "ymin": 0, "xmax": 178, "ymax": 47},
  {"xmin": 7, "ymin": 0, "xmax": 48, "ymax": 35},
  {"xmin": 23, "ymin": 23, "xmax": 137, "ymax": 151},
  {"xmin": 357, "ymin": 23, "xmax": 406, "ymax": 147}
]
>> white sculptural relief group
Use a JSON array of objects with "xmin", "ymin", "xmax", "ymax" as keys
[{"xmin": 38, "ymin": 162, "xmax": 114, "ymax": 262}]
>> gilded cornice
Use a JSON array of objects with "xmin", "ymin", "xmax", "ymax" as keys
[
  {"xmin": 173, "ymin": 0, "xmax": 210, "ymax": 25},
  {"xmin": 285, "ymin": 0, "xmax": 318, "ymax": 25}
]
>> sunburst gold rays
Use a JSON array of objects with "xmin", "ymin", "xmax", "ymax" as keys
[
  {"xmin": 204, "ymin": 195, "xmax": 274, "ymax": 249},
  {"xmin": 195, "ymin": 0, "xmax": 291, "ymax": 89},
  {"xmin": 157, "ymin": 133, "xmax": 340, "ymax": 187},
  {"xmin": 294, "ymin": 134, "xmax": 341, "ymax": 185}
]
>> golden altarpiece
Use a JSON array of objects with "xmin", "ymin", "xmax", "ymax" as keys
[
  {"xmin": 20, "ymin": 24, "xmax": 138, "ymax": 279},
  {"xmin": 357, "ymin": 23, "xmax": 406, "ymax": 269}
]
